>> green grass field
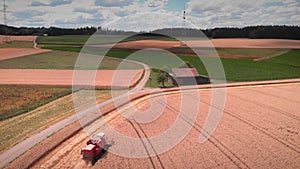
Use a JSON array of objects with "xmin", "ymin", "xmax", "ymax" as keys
[
  {"xmin": 104, "ymin": 48, "xmax": 300, "ymax": 82},
  {"xmin": 182, "ymin": 50, "xmax": 300, "ymax": 81},
  {"xmin": 37, "ymin": 35, "xmax": 91, "ymax": 45},
  {"xmin": 38, "ymin": 35, "xmax": 137, "ymax": 45},
  {"xmin": 37, "ymin": 34, "xmax": 180, "ymax": 46},
  {"xmin": 37, "ymin": 35, "xmax": 162, "ymax": 45},
  {"xmin": 0, "ymin": 50, "xmax": 143, "ymax": 70},
  {"xmin": 37, "ymin": 44, "xmax": 300, "ymax": 83},
  {"xmin": 265, "ymin": 50, "xmax": 300, "ymax": 67},
  {"xmin": 216, "ymin": 48, "xmax": 289, "ymax": 57},
  {"xmin": 103, "ymin": 49, "xmax": 300, "ymax": 82}
]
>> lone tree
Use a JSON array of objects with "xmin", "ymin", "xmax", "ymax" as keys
[{"xmin": 157, "ymin": 70, "xmax": 168, "ymax": 87}]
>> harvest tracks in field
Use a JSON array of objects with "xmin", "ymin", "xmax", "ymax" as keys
[{"xmin": 30, "ymin": 81, "xmax": 300, "ymax": 168}]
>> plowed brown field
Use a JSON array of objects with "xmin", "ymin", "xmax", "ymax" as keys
[
  {"xmin": 0, "ymin": 48, "xmax": 50, "ymax": 61},
  {"xmin": 31, "ymin": 83, "xmax": 300, "ymax": 169},
  {"xmin": 0, "ymin": 69, "xmax": 144, "ymax": 88},
  {"xmin": 97, "ymin": 39, "xmax": 300, "ymax": 49},
  {"xmin": 0, "ymin": 35, "xmax": 37, "ymax": 42}
]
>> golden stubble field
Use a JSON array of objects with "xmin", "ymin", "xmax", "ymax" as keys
[{"xmin": 29, "ymin": 83, "xmax": 300, "ymax": 169}]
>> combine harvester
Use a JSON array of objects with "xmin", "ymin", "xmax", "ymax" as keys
[{"xmin": 81, "ymin": 132, "xmax": 108, "ymax": 162}]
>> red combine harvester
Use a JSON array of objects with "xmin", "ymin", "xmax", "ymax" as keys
[{"xmin": 81, "ymin": 132, "xmax": 106, "ymax": 159}]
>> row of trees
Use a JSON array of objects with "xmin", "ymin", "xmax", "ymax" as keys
[
  {"xmin": 0, "ymin": 24, "xmax": 299, "ymax": 39},
  {"xmin": 0, "ymin": 25, "xmax": 133, "ymax": 36},
  {"xmin": 153, "ymin": 26, "xmax": 300, "ymax": 40}
]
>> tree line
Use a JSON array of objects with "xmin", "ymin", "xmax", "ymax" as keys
[
  {"xmin": 153, "ymin": 26, "xmax": 300, "ymax": 40},
  {"xmin": 0, "ymin": 25, "xmax": 133, "ymax": 36},
  {"xmin": 0, "ymin": 24, "xmax": 299, "ymax": 39}
]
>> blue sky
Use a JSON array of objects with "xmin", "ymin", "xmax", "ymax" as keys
[
  {"xmin": 142, "ymin": 0, "xmax": 188, "ymax": 11},
  {"xmin": 3, "ymin": 0, "xmax": 300, "ymax": 31}
]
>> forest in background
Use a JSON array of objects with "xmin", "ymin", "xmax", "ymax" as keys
[{"xmin": 0, "ymin": 24, "xmax": 299, "ymax": 40}]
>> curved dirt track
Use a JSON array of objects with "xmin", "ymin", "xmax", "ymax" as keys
[
  {"xmin": 0, "ymin": 69, "xmax": 143, "ymax": 88},
  {"xmin": 32, "ymin": 82, "xmax": 300, "ymax": 169}
]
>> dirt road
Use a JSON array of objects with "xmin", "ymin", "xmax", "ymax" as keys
[{"xmin": 32, "ymin": 82, "xmax": 300, "ymax": 169}]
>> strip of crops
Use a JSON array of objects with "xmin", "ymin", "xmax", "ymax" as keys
[{"xmin": 0, "ymin": 85, "xmax": 71, "ymax": 121}]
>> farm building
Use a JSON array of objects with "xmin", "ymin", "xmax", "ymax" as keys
[{"xmin": 168, "ymin": 68, "xmax": 210, "ymax": 86}]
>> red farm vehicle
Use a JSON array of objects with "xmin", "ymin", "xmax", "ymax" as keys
[{"xmin": 81, "ymin": 132, "xmax": 107, "ymax": 160}]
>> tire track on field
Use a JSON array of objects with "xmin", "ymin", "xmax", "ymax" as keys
[
  {"xmin": 231, "ymin": 91, "xmax": 300, "ymax": 121},
  {"xmin": 161, "ymin": 101, "xmax": 250, "ymax": 169},
  {"xmin": 274, "ymin": 84, "xmax": 300, "ymax": 93},
  {"xmin": 35, "ymin": 105, "xmax": 135, "ymax": 168},
  {"xmin": 38, "ymin": 132, "xmax": 88, "ymax": 169},
  {"xmin": 127, "ymin": 120, "xmax": 157, "ymax": 169},
  {"xmin": 228, "ymin": 92, "xmax": 300, "ymax": 121},
  {"xmin": 132, "ymin": 120, "xmax": 166, "ymax": 169},
  {"xmin": 35, "ymin": 84, "xmax": 300, "ymax": 168},
  {"xmin": 84, "ymin": 105, "xmax": 160, "ymax": 168},
  {"xmin": 87, "ymin": 89, "xmax": 249, "ymax": 168},
  {"xmin": 247, "ymin": 87, "xmax": 300, "ymax": 104},
  {"xmin": 199, "ymin": 98, "xmax": 300, "ymax": 154}
]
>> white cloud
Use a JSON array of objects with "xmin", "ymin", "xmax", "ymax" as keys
[
  {"xmin": 2, "ymin": 0, "xmax": 300, "ymax": 30},
  {"xmin": 145, "ymin": 0, "xmax": 168, "ymax": 8},
  {"xmin": 73, "ymin": 8, "xmax": 98, "ymax": 14},
  {"xmin": 13, "ymin": 10, "xmax": 46, "ymax": 19},
  {"xmin": 186, "ymin": 0, "xmax": 300, "ymax": 28},
  {"xmin": 103, "ymin": 12, "xmax": 188, "ymax": 32},
  {"xmin": 94, "ymin": 0, "xmax": 133, "ymax": 7},
  {"xmin": 31, "ymin": 0, "xmax": 74, "ymax": 7}
]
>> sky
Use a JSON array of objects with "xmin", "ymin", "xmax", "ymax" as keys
[{"xmin": 2, "ymin": 0, "xmax": 300, "ymax": 31}]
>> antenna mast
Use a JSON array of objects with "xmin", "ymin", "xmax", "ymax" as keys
[
  {"xmin": 2, "ymin": 0, "xmax": 7, "ymax": 25},
  {"xmin": 181, "ymin": 4, "xmax": 187, "ymax": 46},
  {"xmin": 1, "ymin": 0, "xmax": 10, "ymax": 43}
]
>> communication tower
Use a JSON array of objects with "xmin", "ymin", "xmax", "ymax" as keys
[{"xmin": 0, "ymin": 0, "xmax": 11, "ymax": 43}]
